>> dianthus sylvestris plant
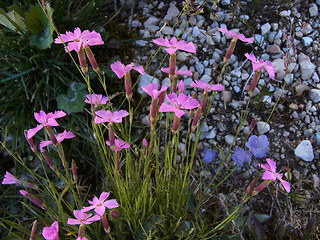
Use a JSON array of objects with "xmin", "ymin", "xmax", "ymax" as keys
[
  {"xmin": 219, "ymin": 27, "xmax": 253, "ymax": 65},
  {"xmin": 42, "ymin": 221, "xmax": 59, "ymax": 240},
  {"xmin": 153, "ymin": 36, "xmax": 196, "ymax": 92},
  {"xmin": 111, "ymin": 61, "xmax": 145, "ymax": 101},
  {"xmin": 55, "ymin": 27, "xmax": 104, "ymax": 74},
  {"xmin": 245, "ymin": 53, "xmax": 276, "ymax": 93}
]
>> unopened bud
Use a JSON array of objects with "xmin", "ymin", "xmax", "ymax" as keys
[
  {"xmin": 24, "ymin": 130, "xmax": 37, "ymax": 153},
  {"xmin": 77, "ymin": 47, "xmax": 88, "ymax": 75},
  {"xmin": 85, "ymin": 46, "xmax": 100, "ymax": 74},
  {"xmin": 71, "ymin": 159, "xmax": 78, "ymax": 183},
  {"xmin": 124, "ymin": 73, "xmax": 132, "ymax": 101},
  {"xmin": 30, "ymin": 220, "xmax": 38, "ymax": 240},
  {"xmin": 20, "ymin": 190, "xmax": 47, "ymax": 210}
]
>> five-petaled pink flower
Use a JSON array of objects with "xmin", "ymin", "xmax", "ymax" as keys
[
  {"xmin": 161, "ymin": 67, "xmax": 192, "ymax": 76},
  {"xmin": 1, "ymin": 172, "xmax": 21, "ymax": 185},
  {"xmin": 219, "ymin": 27, "xmax": 253, "ymax": 43},
  {"xmin": 141, "ymin": 83, "xmax": 168, "ymax": 99},
  {"xmin": 110, "ymin": 61, "xmax": 144, "ymax": 79},
  {"xmin": 27, "ymin": 110, "xmax": 66, "ymax": 139},
  {"xmin": 245, "ymin": 53, "xmax": 276, "ymax": 78},
  {"xmin": 106, "ymin": 138, "xmax": 130, "ymax": 152},
  {"xmin": 82, "ymin": 192, "xmax": 119, "ymax": 216},
  {"xmin": 94, "ymin": 110, "xmax": 129, "ymax": 124},
  {"xmin": 85, "ymin": 94, "xmax": 108, "ymax": 105},
  {"xmin": 159, "ymin": 92, "xmax": 199, "ymax": 118},
  {"xmin": 40, "ymin": 130, "xmax": 75, "ymax": 152},
  {"xmin": 190, "ymin": 80, "xmax": 225, "ymax": 92},
  {"xmin": 152, "ymin": 37, "xmax": 196, "ymax": 55},
  {"xmin": 67, "ymin": 210, "xmax": 100, "ymax": 225},
  {"xmin": 55, "ymin": 27, "xmax": 104, "ymax": 53},
  {"xmin": 259, "ymin": 158, "xmax": 291, "ymax": 193},
  {"xmin": 42, "ymin": 221, "xmax": 59, "ymax": 240}
]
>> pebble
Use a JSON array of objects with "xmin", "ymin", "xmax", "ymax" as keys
[
  {"xmin": 295, "ymin": 84, "xmax": 310, "ymax": 95},
  {"xmin": 301, "ymin": 24, "xmax": 313, "ymax": 35},
  {"xmin": 144, "ymin": 16, "xmax": 159, "ymax": 33},
  {"xmin": 221, "ymin": 0, "xmax": 230, "ymax": 5},
  {"xmin": 261, "ymin": 23, "xmax": 271, "ymax": 35},
  {"xmin": 257, "ymin": 121, "xmax": 270, "ymax": 134},
  {"xmin": 299, "ymin": 54, "xmax": 316, "ymax": 80},
  {"xmin": 164, "ymin": 3, "xmax": 180, "ymax": 22},
  {"xmin": 269, "ymin": 44, "xmax": 281, "ymax": 54},
  {"xmin": 206, "ymin": 129, "xmax": 216, "ymax": 139},
  {"xmin": 309, "ymin": 4, "xmax": 318, "ymax": 17},
  {"xmin": 294, "ymin": 140, "xmax": 314, "ymax": 162},
  {"xmin": 279, "ymin": 10, "xmax": 291, "ymax": 17},
  {"xmin": 309, "ymin": 89, "xmax": 320, "ymax": 103},
  {"xmin": 195, "ymin": 62, "xmax": 205, "ymax": 75},
  {"xmin": 225, "ymin": 135, "xmax": 235, "ymax": 145},
  {"xmin": 302, "ymin": 37, "xmax": 313, "ymax": 47}
]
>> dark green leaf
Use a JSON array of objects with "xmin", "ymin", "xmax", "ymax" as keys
[{"xmin": 56, "ymin": 82, "xmax": 87, "ymax": 114}]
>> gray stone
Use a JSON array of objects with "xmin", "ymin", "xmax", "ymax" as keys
[
  {"xmin": 309, "ymin": 89, "xmax": 320, "ymax": 103},
  {"xmin": 225, "ymin": 135, "xmax": 235, "ymax": 145},
  {"xmin": 135, "ymin": 40, "xmax": 147, "ymax": 47},
  {"xmin": 279, "ymin": 10, "xmax": 291, "ymax": 17},
  {"xmin": 192, "ymin": 26, "xmax": 200, "ymax": 37},
  {"xmin": 144, "ymin": 16, "xmax": 159, "ymax": 33},
  {"xmin": 221, "ymin": 0, "xmax": 230, "ymax": 5},
  {"xmin": 261, "ymin": 23, "xmax": 271, "ymax": 35},
  {"xmin": 301, "ymin": 24, "xmax": 313, "ymax": 35},
  {"xmin": 302, "ymin": 37, "xmax": 313, "ymax": 46},
  {"xmin": 164, "ymin": 4, "xmax": 180, "ymax": 22},
  {"xmin": 206, "ymin": 129, "xmax": 216, "ymax": 139},
  {"xmin": 294, "ymin": 140, "xmax": 314, "ymax": 162},
  {"xmin": 195, "ymin": 62, "xmax": 205, "ymax": 75},
  {"xmin": 309, "ymin": 4, "xmax": 318, "ymax": 17},
  {"xmin": 257, "ymin": 121, "xmax": 270, "ymax": 134},
  {"xmin": 269, "ymin": 44, "xmax": 281, "ymax": 54}
]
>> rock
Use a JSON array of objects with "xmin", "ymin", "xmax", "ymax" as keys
[
  {"xmin": 302, "ymin": 37, "xmax": 313, "ymax": 46},
  {"xmin": 254, "ymin": 34, "xmax": 264, "ymax": 46},
  {"xmin": 261, "ymin": 23, "xmax": 271, "ymax": 35},
  {"xmin": 206, "ymin": 129, "xmax": 216, "ymax": 139},
  {"xmin": 177, "ymin": 142, "xmax": 185, "ymax": 153},
  {"xmin": 294, "ymin": 140, "xmax": 314, "ymax": 162},
  {"xmin": 269, "ymin": 44, "xmax": 281, "ymax": 54},
  {"xmin": 295, "ymin": 84, "xmax": 310, "ymax": 95},
  {"xmin": 141, "ymin": 115, "xmax": 149, "ymax": 125},
  {"xmin": 164, "ymin": 4, "xmax": 180, "ymax": 22},
  {"xmin": 221, "ymin": 0, "xmax": 230, "ymax": 5},
  {"xmin": 279, "ymin": 10, "xmax": 291, "ymax": 17},
  {"xmin": 301, "ymin": 24, "xmax": 313, "ymax": 35},
  {"xmin": 161, "ymin": 26, "xmax": 172, "ymax": 35},
  {"xmin": 230, "ymin": 70, "xmax": 241, "ymax": 78},
  {"xmin": 312, "ymin": 174, "xmax": 319, "ymax": 189},
  {"xmin": 138, "ymin": 74, "xmax": 159, "ymax": 94},
  {"xmin": 135, "ymin": 40, "xmax": 147, "ymax": 47},
  {"xmin": 177, "ymin": 52, "xmax": 191, "ymax": 62},
  {"xmin": 309, "ymin": 89, "xmax": 320, "ymax": 103},
  {"xmin": 144, "ymin": 16, "xmax": 159, "ymax": 33},
  {"xmin": 195, "ymin": 62, "xmax": 205, "ymax": 75},
  {"xmin": 299, "ymin": 53, "xmax": 316, "ymax": 80},
  {"xmin": 309, "ymin": 4, "xmax": 318, "ymax": 17},
  {"xmin": 225, "ymin": 135, "xmax": 235, "ymax": 145},
  {"xmin": 257, "ymin": 121, "xmax": 270, "ymax": 134}
]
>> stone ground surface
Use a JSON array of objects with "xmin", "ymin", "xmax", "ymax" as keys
[{"xmin": 121, "ymin": 0, "xmax": 320, "ymax": 238}]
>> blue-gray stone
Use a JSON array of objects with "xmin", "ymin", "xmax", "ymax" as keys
[{"xmin": 294, "ymin": 140, "xmax": 314, "ymax": 162}]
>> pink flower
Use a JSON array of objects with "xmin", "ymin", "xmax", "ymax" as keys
[
  {"xmin": 77, "ymin": 238, "xmax": 88, "ymax": 240},
  {"xmin": 42, "ymin": 221, "xmax": 59, "ymax": 240},
  {"xmin": 94, "ymin": 110, "xmax": 129, "ymax": 124},
  {"xmin": 152, "ymin": 37, "xmax": 196, "ymax": 55},
  {"xmin": 110, "ymin": 61, "xmax": 144, "ymax": 79},
  {"xmin": 39, "ymin": 130, "xmax": 75, "ymax": 152},
  {"xmin": 82, "ymin": 192, "xmax": 119, "ymax": 216},
  {"xmin": 141, "ymin": 83, "xmax": 167, "ymax": 99},
  {"xmin": 1, "ymin": 172, "xmax": 21, "ymax": 185},
  {"xmin": 55, "ymin": 27, "xmax": 104, "ymax": 53},
  {"xmin": 190, "ymin": 80, "xmax": 225, "ymax": 92},
  {"xmin": 161, "ymin": 67, "xmax": 192, "ymax": 76},
  {"xmin": 143, "ymin": 138, "xmax": 148, "ymax": 147},
  {"xmin": 27, "ymin": 110, "xmax": 66, "ymax": 139},
  {"xmin": 106, "ymin": 138, "xmax": 130, "ymax": 152},
  {"xmin": 67, "ymin": 210, "xmax": 100, "ymax": 225},
  {"xmin": 159, "ymin": 92, "xmax": 199, "ymax": 118},
  {"xmin": 219, "ymin": 27, "xmax": 253, "ymax": 43},
  {"xmin": 259, "ymin": 158, "xmax": 291, "ymax": 193},
  {"xmin": 85, "ymin": 94, "xmax": 108, "ymax": 105},
  {"xmin": 245, "ymin": 53, "xmax": 276, "ymax": 78}
]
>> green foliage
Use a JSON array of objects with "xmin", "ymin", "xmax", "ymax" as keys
[
  {"xmin": 25, "ymin": 3, "xmax": 54, "ymax": 49},
  {"xmin": 56, "ymin": 82, "xmax": 87, "ymax": 114}
]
